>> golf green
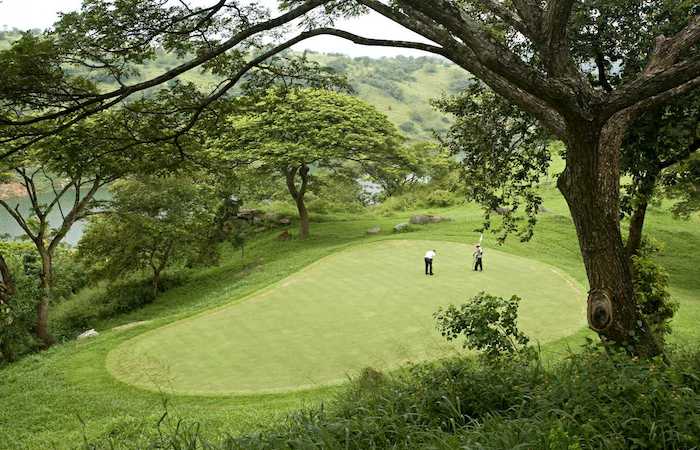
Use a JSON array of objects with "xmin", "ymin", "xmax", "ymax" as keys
[{"xmin": 107, "ymin": 240, "xmax": 586, "ymax": 395}]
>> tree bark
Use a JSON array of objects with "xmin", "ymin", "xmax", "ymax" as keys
[
  {"xmin": 36, "ymin": 248, "xmax": 54, "ymax": 348},
  {"xmin": 557, "ymin": 116, "xmax": 661, "ymax": 356},
  {"xmin": 152, "ymin": 269, "xmax": 161, "ymax": 298},
  {"xmin": 626, "ymin": 200, "xmax": 648, "ymax": 259},
  {"xmin": 284, "ymin": 165, "xmax": 311, "ymax": 239}
]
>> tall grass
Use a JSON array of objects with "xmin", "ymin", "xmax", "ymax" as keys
[{"xmin": 82, "ymin": 347, "xmax": 700, "ymax": 449}]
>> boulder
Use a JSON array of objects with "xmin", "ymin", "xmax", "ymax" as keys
[
  {"xmin": 393, "ymin": 223, "xmax": 412, "ymax": 233},
  {"xmin": 263, "ymin": 212, "xmax": 281, "ymax": 222},
  {"xmin": 409, "ymin": 214, "xmax": 451, "ymax": 225},
  {"xmin": 279, "ymin": 217, "xmax": 292, "ymax": 226},
  {"xmin": 77, "ymin": 329, "xmax": 99, "ymax": 340},
  {"xmin": 277, "ymin": 230, "xmax": 291, "ymax": 241},
  {"xmin": 367, "ymin": 226, "xmax": 381, "ymax": 235},
  {"xmin": 237, "ymin": 209, "xmax": 265, "ymax": 221},
  {"xmin": 492, "ymin": 206, "xmax": 512, "ymax": 215}
]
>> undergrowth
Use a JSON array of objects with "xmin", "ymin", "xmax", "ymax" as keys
[{"xmin": 83, "ymin": 346, "xmax": 700, "ymax": 449}]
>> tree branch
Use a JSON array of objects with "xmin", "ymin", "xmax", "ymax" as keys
[
  {"xmin": 541, "ymin": 0, "xmax": 576, "ymax": 74},
  {"xmin": 659, "ymin": 138, "xmax": 700, "ymax": 170},
  {"xmin": 0, "ymin": 0, "xmax": 330, "ymax": 127},
  {"xmin": 0, "ymin": 199, "xmax": 37, "ymax": 243},
  {"xmin": 476, "ymin": 0, "xmax": 530, "ymax": 37}
]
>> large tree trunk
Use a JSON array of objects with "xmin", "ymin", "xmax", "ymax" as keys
[
  {"xmin": 557, "ymin": 117, "xmax": 662, "ymax": 357},
  {"xmin": 36, "ymin": 249, "xmax": 54, "ymax": 348}
]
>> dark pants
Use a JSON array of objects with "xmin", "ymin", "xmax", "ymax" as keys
[
  {"xmin": 474, "ymin": 258, "xmax": 483, "ymax": 271},
  {"xmin": 424, "ymin": 257, "xmax": 433, "ymax": 275}
]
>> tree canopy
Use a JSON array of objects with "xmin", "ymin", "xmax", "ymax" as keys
[
  {"xmin": 211, "ymin": 87, "xmax": 404, "ymax": 238},
  {"xmin": 78, "ymin": 176, "xmax": 219, "ymax": 297},
  {"xmin": 1, "ymin": 0, "xmax": 699, "ymax": 354}
]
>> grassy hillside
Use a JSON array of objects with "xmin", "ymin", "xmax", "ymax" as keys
[
  {"xmin": 0, "ymin": 30, "xmax": 467, "ymax": 140},
  {"xmin": 1, "ymin": 178, "xmax": 698, "ymax": 447}
]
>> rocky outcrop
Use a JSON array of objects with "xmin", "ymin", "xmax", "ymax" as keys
[{"xmin": 409, "ymin": 215, "xmax": 451, "ymax": 225}]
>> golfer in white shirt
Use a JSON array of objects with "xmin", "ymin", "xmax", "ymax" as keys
[{"xmin": 424, "ymin": 249, "xmax": 436, "ymax": 276}]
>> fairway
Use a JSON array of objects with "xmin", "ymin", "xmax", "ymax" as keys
[{"xmin": 107, "ymin": 240, "xmax": 586, "ymax": 395}]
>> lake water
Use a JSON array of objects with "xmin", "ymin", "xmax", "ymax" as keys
[{"xmin": 0, "ymin": 189, "xmax": 112, "ymax": 246}]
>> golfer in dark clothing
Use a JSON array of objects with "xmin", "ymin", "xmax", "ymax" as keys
[
  {"xmin": 424, "ymin": 249, "xmax": 436, "ymax": 275},
  {"xmin": 473, "ymin": 244, "xmax": 484, "ymax": 271}
]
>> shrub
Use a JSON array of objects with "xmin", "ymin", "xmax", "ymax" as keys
[
  {"xmin": 425, "ymin": 189, "xmax": 456, "ymax": 207},
  {"xmin": 81, "ymin": 348, "xmax": 700, "ymax": 449},
  {"xmin": 375, "ymin": 192, "xmax": 420, "ymax": 214},
  {"xmin": 50, "ymin": 274, "xmax": 186, "ymax": 340},
  {"xmin": 435, "ymin": 291, "xmax": 530, "ymax": 358},
  {"xmin": 631, "ymin": 239, "xmax": 677, "ymax": 345}
]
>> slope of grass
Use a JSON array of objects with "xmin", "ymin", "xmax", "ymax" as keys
[{"xmin": 0, "ymin": 189, "xmax": 698, "ymax": 448}]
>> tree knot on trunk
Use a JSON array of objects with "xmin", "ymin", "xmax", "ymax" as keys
[{"xmin": 587, "ymin": 288, "xmax": 614, "ymax": 331}]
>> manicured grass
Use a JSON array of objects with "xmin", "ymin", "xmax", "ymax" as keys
[{"xmin": 107, "ymin": 240, "xmax": 585, "ymax": 395}]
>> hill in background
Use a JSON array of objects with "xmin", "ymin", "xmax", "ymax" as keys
[{"xmin": 1, "ymin": 29, "xmax": 469, "ymax": 140}]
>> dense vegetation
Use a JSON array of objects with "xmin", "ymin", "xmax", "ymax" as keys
[
  {"xmin": 1, "ymin": 176, "xmax": 699, "ymax": 447},
  {"xmin": 0, "ymin": 1, "xmax": 699, "ymax": 448},
  {"xmin": 0, "ymin": 29, "xmax": 463, "ymax": 141}
]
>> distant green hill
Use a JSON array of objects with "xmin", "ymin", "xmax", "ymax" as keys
[
  {"xmin": 1, "ymin": 30, "xmax": 470, "ymax": 140},
  {"xmin": 308, "ymin": 53, "xmax": 469, "ymax": 139}
]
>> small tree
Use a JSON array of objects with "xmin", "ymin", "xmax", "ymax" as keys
[
  {"xmin": 212, "ymin": 88, "xmax": 403, "ymax": 239},
  {"xmin": 78, "ymin": 177, "xmax": 217, "ymax": 297},
  {"xmin": 0, "ymin": 118, "xmax": 131, "ymax": 347},
  {"xmin": 435, "ymin": 292, "xmax": 530, "ymax": 359}
]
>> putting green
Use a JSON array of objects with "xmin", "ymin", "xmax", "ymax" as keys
[{"xmin": 107, "ymin": 240, "xmax": 586, "ymax": 395}]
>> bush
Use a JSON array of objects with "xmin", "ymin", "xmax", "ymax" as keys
[
  {"xmin": 435, "ymin": 291, "xmax": 530, "ymax": 358},
  {"xmin": 374, "ymin": 192, "xmax": 420, "ymax": 214},
  {"xmin": 50, "ymin": 274, "xmax": 186, "ymax": 340},
  {"xmin": 631, "ymin": 239, "xmax": 678, "ymax": 346},
  {"xmin": 81, "ymin": 348, "xmax": 700, "ymax": 449},
  {"xmin": 425, "ymin": 189, "xmax": 457, "ymax": 207}
]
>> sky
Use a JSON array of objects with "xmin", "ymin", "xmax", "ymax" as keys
[{"xmin": 0, "ymin": 0, "xmax": 435, "ymax": 57}]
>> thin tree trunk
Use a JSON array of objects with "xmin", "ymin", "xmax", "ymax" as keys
[
  {"xmin": 152, "ymin": 269, "xmax": 161, "ymax": 298},
  {"xmin": 626, "ymin": 200, "xmax": 648, "ymax": 259},
  {"xmin": 284, "ymin": 164, "xmax": 311, "ymax": 240},
  {"xmin": 296, "ymin": 195, "xmax": 310, "ymax": 240},
  {"xmin": 36, "ymin": 249, "xmax": 54, "ymax": 348},
  {"xmin": 557, "ymin": 117, "xmax": 661, "ymax": 357},
  {"xmin": 626, "ymin": 171, "xmax": 658, "ymax": 258}
]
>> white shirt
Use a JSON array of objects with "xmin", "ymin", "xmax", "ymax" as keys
[{"xmin": 425, "ymin": 250, "xmax": 436, "ymax": 259}]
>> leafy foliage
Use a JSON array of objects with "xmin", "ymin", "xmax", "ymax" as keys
[
  {"xmin": 631, "ymin": 240, "xmax": 678, "ymax": 344},
  {"xmin": 78, "ymin": 177, "xmax": 218, "ymax": 295},
  {"xmin": 80, "ymin": 348, "xmax": 700, "ymax": 449},
  {"xmin": 0, "ymin": 241, "xmax": 87, "ymax": 362},
  {"xmin": 211, "ymin": 87, "xmax": 404, "ymax": 237},
  {"xmin": 434, "ymin": 291, "xmax": 530, "ymax": 358},
  {"xmin": 434, "ymin": 83, "xmax": 550, "ymax": 243},
  {"xmin": 663, "ymin": 156, "xmax": 700, "ymax": 219},
  {"xmin": 362, "ymin": 141, "xmax": 453, "ymax": 199}
]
